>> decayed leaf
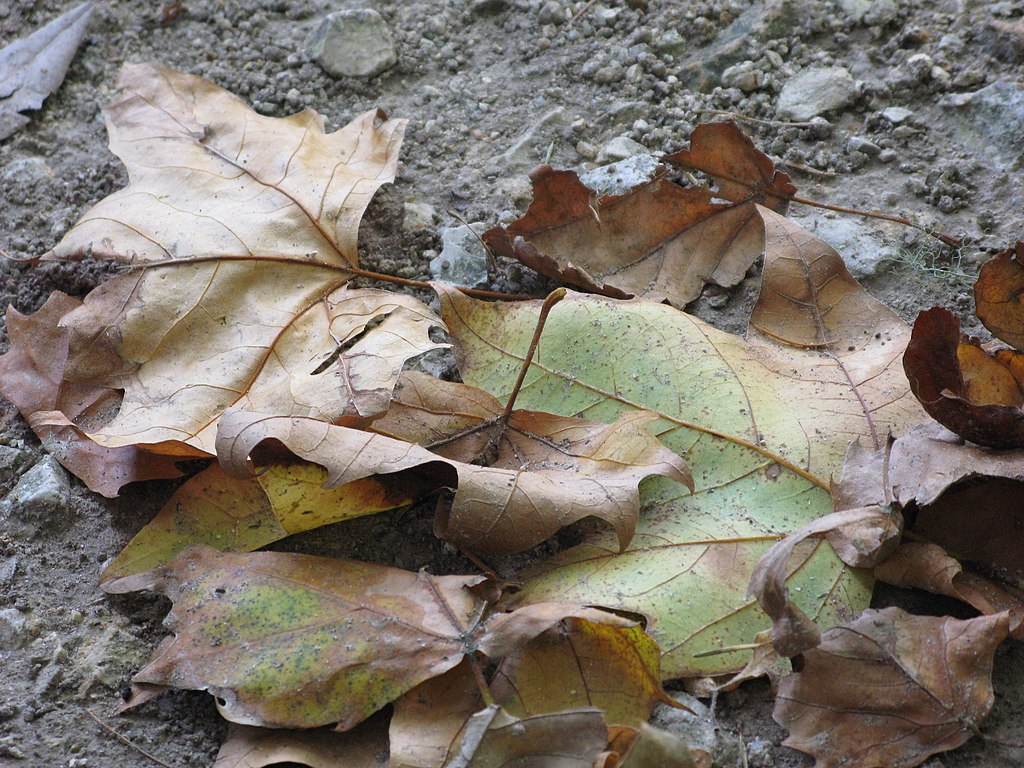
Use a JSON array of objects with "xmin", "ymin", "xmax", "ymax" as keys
[
  {"xmin": 974, "ymin": 241, "xmax": 1024, "ymax": 350},
  {"xmin": 904, "ymin": 307, "xmax": 1024, "ymax": 448},
  {"xmin": 39, "ymin": 63, "xmax": 438, "ymax": 455},
  {"xmin": 99, "ymin": 462, "xmax": 420, "ymax": 582},
  {"xmin": 775, "ymin": 607, "xmax": 1009, "ymax": 768},
  {"xmin": 213, "ymin": 719, "xmax": 388, "ymax": 768},
  {"xmin": 104, "ymin": 546, "xmax": 486, "ymax": 730},
  {"xmin": 875, "ymin": 542, "xmax": 1024, "ymax": 639},
  {"xmin": 216, "ymin": 387, "xmax": 691, "ymax": 556},
  {"xmin": 606, "ymin": 724, "xmax": 697, "ymax": 768},
  {"xmin": 0, "ymin": 1, "xmax": 95, "ymax": 140},
  {"xmin": 490, "ymin": 615, "xmax": 671, "ymax": 727},
  {"xmin": 482, "ymin": 122, "xmax": 794, "ymax": 308},
  {"xmin": 0, "ymin": 292, "xmax": 181, "ymax": 496},
  {"xmin": 435, "ymin": 210, "xmax": 923, "ymax": 677},
  {"xmin": 448, "ymin": 706, "xmax": 607, "ymax": 768}
]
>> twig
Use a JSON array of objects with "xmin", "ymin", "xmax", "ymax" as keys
[
  {"xmin": 500, "ymin": 288, "xmax": 567, "ymax": 421},
  {"xmin": 569, "ymin": 0, "xmax": 598, "ymax": 24},
  {"xmin": 692, "ymin": 109, "xmax": 818, "ymax": 129},
  {"xmin": 776, "ymin": 158, "xmax": 837, "ymax": 177},
  {"xmin": 86, "ymin": 709, "xmax": 175, "ymax": 768}
]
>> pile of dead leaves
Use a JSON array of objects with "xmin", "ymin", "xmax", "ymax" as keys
[{"xmin": 2, "ymin": 61, "xmax": 1023, "ymax": 768}]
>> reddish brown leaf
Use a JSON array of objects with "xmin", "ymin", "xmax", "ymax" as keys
[
  {"xmin": 975, "ymin": 241, "xmax": 1024, "ymax": 350},
  {"xmin": 0, "ymin": 293, "xmax": 181, "ymax": 496},
  {"xmin": 775, "ymin": 607, "xmax": 1009, "ymax": 768},
  {"xmin": 904, "ymin": 307, "xmax": 1024, "ymax": 448},
  {"xmin": 482, "ymin": 122, "xmax": 795, "ymax": 308}
]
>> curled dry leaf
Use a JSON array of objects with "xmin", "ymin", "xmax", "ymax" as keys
[
  {"xmin": 482, "ymin": 122, "xmax": 794, "ymax": 308},
  {"xmin": 38, "ymin": 63, "xmax": 442, "ymax": 455},
  {"xmin": 0, "ymin": 293, "xmax": 181, "ymax": 497},
  {"xmin": 974, "ymin": 241, "xmax": 1024, "ymax": 350},
  {"xmin": 104, "ymin": 546, "xmax": 486, "ymax": 730},
  {"xmin": 875, "ymin": 542, "xmax": 1024, "ymax": 639},
  {"xmin": 99, "ymin": 462, "xmax": 421, "ymax": 582},
  {"xmin": 216, "ymin": 382, "xmax": 692, "ymax": 556},
  {"xmin": 904, "ymin": 307, "xmax": 1024, "ymax": 448},
  {"xmin": 775, "ymin": 607, "xmax": 1009, "ymax": 768},
  {"xmin": 0, "ymin": 1, "xmax": 96, "ymax": 140},
  {"xmin": 437, "ymin": 209, "xmax": 923, "ymax": 677},
  {"xmin": 213, "ymin": 718, "xmax": 388, "ymax": 768}
]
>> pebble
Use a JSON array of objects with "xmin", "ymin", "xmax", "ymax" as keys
[
  {"xmin": 305, "ymin": 9, "xmax": 397, "ymax": 78},
  {"xmin": 0, "ymin": 456, "xmax": 72, "ymax": 537},
  {"xmin": 575, "ymin": 140, "xmax": 598, "ymax": 159},
  {"xmin": 402, "ymin": 202, "xmax": 437, "ymax": 233},
  {"xmin": 537, "ymin": 0, "xmax": 565, "ymax": 25},
  {"xmin": 0, "ymin": 444, "xmax": 28, "ymax": 484},
  {"xmin": 596, "ymin": 135, "xmax": 649, "ymax": 164},
  {"xmin": 794, "ymin": 213, "xmax": 903, "ymax": 278},
  {"xmin": 881, "ymin": 106, "xmax": 914, "ymax": 124},
  {"xmin": 939, "ymin": 80, "xmax": 1024, "ymax": 170},
  {"xmin": 0, "ymin": 608, "xmax": 27, "ymax": 650},
  {"xmin": 580, "ymin": 154, "xmax": 661, "ymax": 196},
  {"xmin": 848, "ymin": 136, "xmax": 882, "ymax": 156},
  {"xmin": 430, "ymin": 224, "xmax": 489, "ymax": 288},
  {"xmin": 721, "ymin": 61, "xmax": 765, "ymax": 93},
  {"xmin": 837, "ymin": 0, "xmax": 899, "ymax": 25},
  {"xmin": 879, "ymin": 148, "xmax": 898, "ymax": 163},
  {"xmin": 777, "ymin": 66, "xmax": 858, "ymax": 121},
  {"xmin": 0, "ymin": 556, "xmax": 16, "ymax": 588}
]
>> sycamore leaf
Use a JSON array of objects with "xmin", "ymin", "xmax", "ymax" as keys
[
  {"xmin": 904, "ymin": 307, "xmax": 1024, "ymax": 448},
  {"xmin": 104, "ymin": 546, "xmax": 487, "ymax": 730},
  {"xmin": 482, "ymin": 122, "xmax": 794, "ymax": 308},
  {"xmin": 39, "ymin": 63, "xmax": 437, "ymax": 456},
  {"xmin": 216, "ymin": 387, "xmax": 691, "ymax": 556},
  {"xmin": 774, "ymin": 607, "xmax": 1008, "ymax": 768},
  {"xmin": 974, "ymin": 241, "xmax": 1024, "ymax": 350},
  {"xmin": 213, "ymin": 719, "xmax": 388, "ymax": 768},
  {"xmin": 888, "ymin": 421, "xmax": 1024, "ymax": 582},
  {"xmin": 99, "ymin": 462, "xmax": 420, "ymax": 582},
  {"xmin": 448, "ymin": 706, "xmax": 608, "ymax": 768},
  {"xmin": 0, "ymin": 292, "xmax": 181, "ymax": 496},
  {"xmin": 0, "ymin": 1, "xmax": 96, "ymax": 140},
  {"xmin": 607, "ymin": 724, "xmax": 697, "ymax": 768},
  {"xmin": 434, "ymin": 207, "xmax": 924, "ymax": 678}
]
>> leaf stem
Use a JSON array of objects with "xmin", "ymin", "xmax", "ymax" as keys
[
  {"xmin": 86, "ymin": 709, "xmax": 174, "ymax": 768},
  {"xmin": 501, "ymin": 288, "xmax": 567, "ymax": 422}
]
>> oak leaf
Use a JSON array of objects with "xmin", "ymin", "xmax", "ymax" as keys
[
  {"xmin": 0, "ymin": 1, "xmax": 95, "ymax": 139},
  {"xmin": 482, "ymin": 122, "xmax": 794, "ymax": 308},
  {"xmin": 37, "ymin": 63, "xmax": 437, "ymax": 456},
  {"xmin": 774, "ymin": 607, "xmax": 1009, "ymax": 768},
  {"xmin": 434, "ymin": 207, "xmax": 924, "ymax": 678},
  {"xmin": 216, "ymin": 379, "xmax": 692, "ymax": 556},
  {"xmin": 0, "ymin": 292, "xmax": 181, "ymax": 497}
]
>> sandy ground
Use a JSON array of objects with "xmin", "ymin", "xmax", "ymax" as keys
[{"xmin": 1, "ymin": 0, "xmax": 1023, "ymax": 765}]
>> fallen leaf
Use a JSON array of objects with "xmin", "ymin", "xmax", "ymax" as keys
[
  {"xmin": 216, "ymin": 386, "xmax": 692, "ymax": 556},
  {"xmin": 104, "ymin": 546, "xmax": 486, "ymax": 730},
  {"xmin": 974, "ymin": 241, "xmax": 1024, "ymax": 350},
  {"xmin": 904, "ymin": 307, "xmax": 1024, "ymax": 448},
  {"xmin": 0, "ymin": 1, "xmax": 96, "ymax": 140},
  {"xmin": 213, "ymin": 718, "xmax": 388, "ymax": 768},
  {"xmin": 448, "ymin": 706, "xmax": 607, "ymax": 768},
  {"xmin": 482, "ymin": 122, "xmax": 794, "ymax": 308},
  {"xmin": 607, "ymin": 724, "xmax": 697, "ymax": 768},
  {"xmin": 0, "ymin": 292, "xmax": 181, "ymax": 497},
  {"xmin": 39, "ymin": 64, "xmax": 436, "ymax": 455},
  {"xmin": 99, "ymin": 462, "xmax": 420, "ymax": 582},
  {"xmin": 875, "ymin": 542, "xmax": 1024, "ymax": 638},
  {"xmin": 774, "ymin": 607, "xmax": 1008, "ymax": 768},
  {"xmin": 435, "ymin": 208, "xmax": 923, "ymax": 677}
]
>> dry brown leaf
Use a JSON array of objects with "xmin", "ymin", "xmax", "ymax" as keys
[
  {"xmin": 213, "ymin": 718, "xmax": 388, "ymax": 768},
  {"xmin": 775, "ymin": 607, "xmax": 1008, "ymax": 768},
  {"xmin": 0, "ymin": 1, "xmax": 96, "ymax": 139},
  {"xmin": 482, "ymin": 122, "xmax": 794, "ymax": 308},
  {"xmin": 216, "ymin": 386, "xmax": 691, "ymax": 555},
  {"xmin": 0, "ymin": 292, "xmax": 181, "ymax": 496},
  {"xmin": 975, "ymin": 241, "xmax": 1024, "ymax": 350},
  {"xmin": 37, "ymin": 63, "xmax": 440, "ymax": 456},
  {"xmin": 904, "ymin": 307, "xmax": 1024, "ymax": 448},
  {"xmin": 607, "ymin": 724, "xmax": 697, "ymax": 768},
  {"xmin": 875, "ymin": 542, "xmax": 1024, "ymax": 639}
]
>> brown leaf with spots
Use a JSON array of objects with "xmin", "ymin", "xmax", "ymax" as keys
[
  {"xmin": 904, "ymin": 307, "xmax": 1024, "ymax": 448},
  {"xmin": 0, "ymin": 292, "xmax": 182, "ymax": 497},
  {"xmin": 775, "ymin": 607, "xmax": 1008, "ymax": 768},
  {"xmin": 482, "ymin": 122, "xmax": 795, "ymax": 308}
]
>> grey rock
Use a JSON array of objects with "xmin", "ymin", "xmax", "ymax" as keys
[
  {"xmin": 430, "ymin": 223, "xmax": 489, "ymax": 288},
  {"xmin": 0, "ymin": 608, "xmax": 27, "ymax": 650},
  {"xmin": 537, "ymin": 0, "xmax": 565, "ymax": 25},
  {"xmin": 879, "ymin": 148, "xmax": 899, "ymax": 163},
  {"xmin": 494, "ymin": 106, "xmax": 567, "ymax": 171},
  {"xmin": 0, "ymin": 444, "xmax": 28, "ymax": 484},
  {"xmin": 402, "ymin": 202, "xmax": 437, "ymax": 233},
  {"xmin": 72, "ymin": 623, "xmax": 148, "ymax": 696},
  {"xmin": 939, "ymin": 80, "xmax": 1024, "ymax": 170},
  {"xmin": 0, "ymin": 556, "xmax": 16, "ymax": 587},
  {"xmin": 848, "ymin": 136, "xmax": 882, "ymax": 156},
  {"xmin": 575, "ymin": 140, "xmax": 598, "ymax": 159},
  {"xmin": 0, "ymin": 156, "xmax": 52, "ymax": 185},
  {"xmin": 777, "ymin": 66, "xmax": 858, "ymax": 121},
  {"xmin": 881, "ymin": 106, "xmax": 914, "ymax": 124},
  {"xmin": 306, "ymin": 9, "xmax": 396, "ymax": 79},
  {"xmin": 596, "ymin": 135, "xmax": 649, "ymax": 164},
  {"xmin": 581, "ymin": 153, "xmax": 661, "ymax": 196},
  {"xmin": 793, "ymin": 213, "xmax": 903, "ymax": 278},
  {"xmin": 721, "ymin": 61, "xmax": 765, "ymax": 92},
  {"xmin": 1, "ymin": 455, "xmax": 72, "ymax": 536},
  {"xmin": 469, "ymin": 0, "xmax": 509, "ymax": 16},
  {"xmin": 836, "ymin": 0, "xmax": 899, "ymax": 24},
  {"xmin": 653, "ymin": 29, "xmax": 686, "ymax": 56}
]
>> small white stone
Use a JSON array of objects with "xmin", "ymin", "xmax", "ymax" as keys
[
  {"xmin": 596, "ymin": 135, "xmax": 649, "ymax": 164},
  {"xmin": 305, "ymin": 9, "xmax": 397, "ymax": 78}
]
